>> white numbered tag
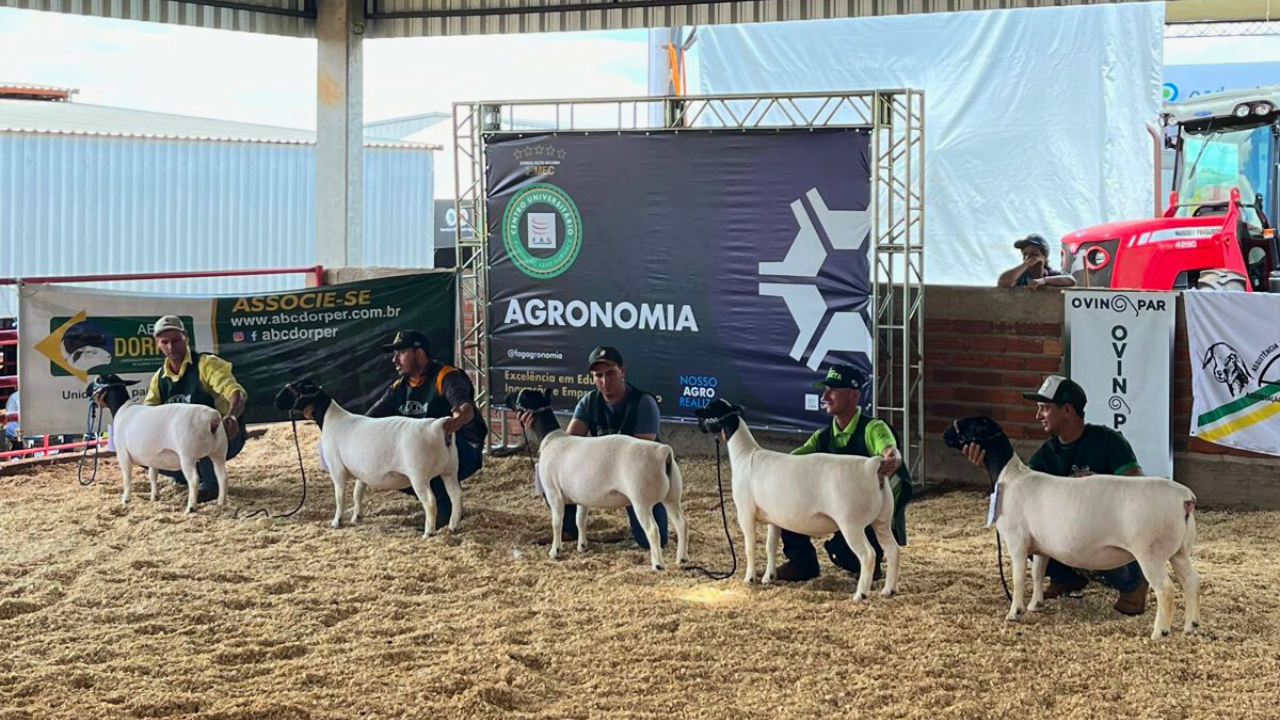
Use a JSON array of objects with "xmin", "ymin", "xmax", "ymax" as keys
[{"xmin": 986, "ymin": 486, "xmax": 1001, "ymax": 528}]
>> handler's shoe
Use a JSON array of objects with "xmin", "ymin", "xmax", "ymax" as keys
[
  {"xmin": 1114, "ymin": 580, "xmax": 1149, "ymax": 616},
  {"xmin": 1043, "ymin": 574, "xmax": 1089, "ymax": 599},
  {"xmin": 775, "ymin": 561, "xmax": 820, "ymax": 582}
]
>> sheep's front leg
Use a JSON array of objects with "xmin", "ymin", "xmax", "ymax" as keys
[
  {"xmin": 330, "ymin": 468, "xmax": 348, "ymax": 529},
  {"xmin": 1005, "ymin": 538, "xmax": 1029, "ymax": 621},
  {"xmin": 737, "ymin": 506, "xmax": 757, "ymax": 584},
  {"xmin": 575, "ymin": 505, "xmax": 589, "ymax": 553},
  {"xmin": 119, "ymin": 454, "xmax": 134, "ymax": 505},
  {"xmin": 180, "ymin": 458, "xmax": 201, "ymax": 514},
  {"xmin": 350, "ymin": 480, "xmax": 366, "ymax": 525},
  {"xmin": 147, "ymin": 467, "xmax": 159, "ymax": 503},
  {"xmin": 761, "ymin": 524, "xmax": 780, "ymax": 584},
  {"xmin": 547, "ymin": 488, "xmax": 566, "ymax": 560},
  {"xmin": 1028, "ymin": 554, "xmax": 1048, "ymax": 612}
]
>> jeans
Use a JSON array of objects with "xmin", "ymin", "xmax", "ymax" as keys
[
  {"xmin": 401, "ymin": 435, "xmax": 483, "ymax": 528},
  {"xmin": 562, "ymin": 502, "xmax": 669, "ymax": 550},
  {"xmin": 1047, "ymin": 558, "xmax": 1146, "ymax": 593},
  {"xmin": 782, "ymin": 527, "xmax": 883, "ymax": 575},
  {"xmin": 161, "ymin": 419, "xmax": 247, "ymax": 490}
]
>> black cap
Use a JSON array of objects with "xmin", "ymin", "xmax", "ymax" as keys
[
  {"xmin": 587, "ymin": 346, "xmax": 625, "ymax": 369},
  {"xmin": 814, "ymin": 364, "xmax": 867, "ymax": 390},
  {"xmin": 1014, "ymin": 234, "xmax": 1050, "ymax": 254},
  {"xmin": 381, "ymin": 330, "xmax": 430, "ymax": 354},
  {"xmin": 1023, "ymin": 375, "xmax": 1087, "ymax": 412}
]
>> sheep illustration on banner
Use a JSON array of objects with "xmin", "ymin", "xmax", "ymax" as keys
[{"xmin": 1185, "ymin": 292, "xmax": 1280, "ymax": 457}]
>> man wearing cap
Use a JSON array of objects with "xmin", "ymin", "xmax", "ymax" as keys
[
  {"xmin": 368, "ymin": 330, "xmax": 487, "ymax": 527},
  {"xmin": 997, "ymin": 234, "xmax": 1076, "ymax": 290},
  {"xmin": 145, "ymin": 315, "xmax": 249, "ymax": 503},
  {"xmin": 521, "ymin": 346, "xmax": 667, "ymax": 549},
  {"xmin": 775, "ymin": 364, "xmax": 913, "ymax": 582},
  {"xmin": 964, "ymin": 375, "xmax": 1149, "ymax": 615}
]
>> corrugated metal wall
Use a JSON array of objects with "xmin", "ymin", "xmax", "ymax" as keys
[{"xmin": 0, "ymin": 133, "xmax": 433, "ymax": 316}]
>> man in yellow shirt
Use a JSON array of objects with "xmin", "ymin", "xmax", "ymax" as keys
[
  {"xmin": 776, "ymin": 364, "xmax": 913, "ymax": 582},
  {"xmin": 145, "ymin": 315, "xmax": 248, "ymax": 503}
]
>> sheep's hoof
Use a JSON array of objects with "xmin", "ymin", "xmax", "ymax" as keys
[
  {"xmin": 881, "ymin": 587, "xmax": 896, "ymax": 598},
  {"xmin": 1152, "ymin": 629, "xmax": 1171, "ymax": 641},
  {"xmin": 1027, "ymin": 601, "xmax": 1042, "ymax": 613},
  {"xmin": 1006, "ymin": 611, "xmax": 1022, "ymax": 622},
  {"xmin": 652, "ymin": 564, "xmax": 665, "ymax": 572},
  {"xmin": 548, "ymin": 548, "xmax": 560, "ymax": 560},
  {"xmin": 330, "ymin": 519, "xmax": 341, "ymax": 529},
  {"xmin": 742, "ymin": 575, "xmax": 756, "ymax": 584},
  {"xmin": 852, "ymin": 592, "xmax": 868, "ymax": 603},
  {"xmin": 761, "ymin": 572, "xmax": 775, "ymax": 585}
]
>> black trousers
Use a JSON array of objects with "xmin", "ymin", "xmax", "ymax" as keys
[{"xmin": 782, "ymin": 527, "xmax": 884, "ymax": 575}]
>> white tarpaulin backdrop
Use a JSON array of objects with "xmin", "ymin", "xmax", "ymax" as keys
[
  {"xmin": 1185, "ymin": 292, "xmax": 1280, "ymax": 458},
  {"xmin": 697, "ymin": 2, "xmax": 1165, "ymax": 286}
]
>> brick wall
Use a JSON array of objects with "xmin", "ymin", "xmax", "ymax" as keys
[{"xmin": 920, "ymin": 287, "xmax": 1279, "ymax": 508}]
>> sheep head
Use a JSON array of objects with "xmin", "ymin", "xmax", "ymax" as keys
[
  {"xmin": 941, "ymin": 416, "xmax": 1006, "ymax": 451},
  {"xmin": 86, "ymin": 374, "xmax": 138, "ymax": 410},
  {"xmin": 274, "ymin": 378, "xmax": 329, "ymax": 421},
  {"xmin": 694, "ymin": 398, "xmax": 745, "ymax": 438},
  {"xmin": 504, "ymin": 388, "xmax": 554, "ymax": 414}
]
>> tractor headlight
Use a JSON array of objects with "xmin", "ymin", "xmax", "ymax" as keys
[
  {"xmin": 1234, "ymin": 104, "xmax": 1252, "ymax": 118},
  {"xmin": 1254, "ymin": 102, "xmax": 1273, "ymax": 116}
]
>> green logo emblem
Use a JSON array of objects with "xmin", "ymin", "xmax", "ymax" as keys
[{"xmin": 502, "ymin": 183, "xmax": 583, "ymax": 279}]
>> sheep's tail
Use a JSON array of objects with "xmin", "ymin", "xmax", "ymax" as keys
[
  {"xmin": 210, "ymin": 415, "xmax": 221, "ymax": 435},
  {"xmin": 1180, "ymin": 490, "xmax": 1198, "ymax": 557},
  {"xmin": 665, "ymin": 449, "xmax": 684, "ymax": 504}
]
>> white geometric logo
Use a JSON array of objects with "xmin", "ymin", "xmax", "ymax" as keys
[
  {"xmin": 527, "ymin": 212, "xmax": 557, "ymax": 249},
  {"xmin": 758, "ymin": 188, "xmax": 872, "ymax": 370}
]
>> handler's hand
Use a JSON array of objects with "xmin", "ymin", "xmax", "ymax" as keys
[
  {"xmin": 962, "ymin": 443, "xmax": 986, "ymax": 468},
  {"xmin": 443, "ymin": 414, "xmax": 467, "ymax": 433},
  {"xmin": 223, "ymin": 415, "xmax": 241, "ymax": 440},
  {"xmin": 516, "ymin": 411, "xmax": 534, "ymax": 430},
  {"xmin": 880, "ymin": 447, "xmax": 902, "ymax": 476}
]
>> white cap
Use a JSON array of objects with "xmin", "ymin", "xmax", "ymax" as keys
[{"xmin": 153, "ymin": 315, "xmax": 186, "ymax": 337}]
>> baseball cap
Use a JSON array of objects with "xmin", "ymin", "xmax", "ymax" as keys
[
  {"xmin": 814, "ymin": 364, "xmax": 867, "ymax": 390},
  {"xmin": 1014, "ymin": 234, "xmax": 1050, "ymax": 254},
  {"xmin": 153, "ymin": 315, "xmax": 187, "ymax": 337},
  {"xmin": 1023, "ymin": 375, "xmax": 1088, "ymax": 412},
  {"xmin": 587, "ymin": 346, "xmax": 625, "ymax": 369},
  {"xmin": 381, "ymin": 330, "xmax": 430, "ymax": 353}
]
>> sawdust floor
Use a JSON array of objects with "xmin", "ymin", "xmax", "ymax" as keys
[{"xmin": 1, "ymin": 423, "xmax": 1278, "ymax": 720}]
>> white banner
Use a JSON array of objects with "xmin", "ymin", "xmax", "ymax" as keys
[
  {"xmin": 1065, "ymin": 291, "xmax": 1176, "ymax": 479},
  {"xmin": 18, "ymin": 283, "xmax": 216, "ymax": 436},
  {"xmin": 1185, "ymin": 292, "xmax": 1280, "ymax": 457}
]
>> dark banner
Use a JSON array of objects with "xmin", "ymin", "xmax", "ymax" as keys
[
  {"xmin": 19, "ymin": 273, "xmax": 455, "ymax": 434},
  {"xmin": 215, "ymin": 273, "xmax": 456, "ymax": 422},
  {"xmin": 486, "ymin": 131, "xmax": 872, "ymax": 431}
]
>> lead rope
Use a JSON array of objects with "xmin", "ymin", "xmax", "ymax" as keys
[
  {"xmin": 77, "ymin": 401, "xmax": 104, "ymax": 487},
  {"xmin": 235, "ymin": 417, "xmax": 307, "ymax": 520},
  {"xmin": 683, "ymin": 435, "xmax": 737, "ymax": 581}
]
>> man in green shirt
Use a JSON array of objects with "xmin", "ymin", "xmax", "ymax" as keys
[
  {"xmin": 776, "ymin": 364, "xmax": 913, "ymax": 582},
  {"xmin": 964, "ymin": 375, "xmax": 1149, "ymax": 615}
]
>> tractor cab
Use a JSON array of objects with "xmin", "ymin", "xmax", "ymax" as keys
[{"xmin": 1063, "ymin": 87, "xmax": 1280, "ymax": 292}]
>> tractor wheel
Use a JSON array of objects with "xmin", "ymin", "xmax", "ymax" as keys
[{"xmin": 1196, "ymin": 269, "xmax": 1249, "ymax": 292}]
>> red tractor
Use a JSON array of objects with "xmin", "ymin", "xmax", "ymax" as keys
[{"xmin": 1062, "ymin": 87, "xmax": 1280, "ymax": 292}]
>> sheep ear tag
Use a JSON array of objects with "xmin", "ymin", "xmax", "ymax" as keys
[{"xmin": 986, "ymin": 485, "xmax": 1002, "ymax": 528}]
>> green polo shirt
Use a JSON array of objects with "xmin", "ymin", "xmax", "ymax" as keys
[{"xmin": 792, "ymin": 410, "xmax": 897, "ymax": 457}]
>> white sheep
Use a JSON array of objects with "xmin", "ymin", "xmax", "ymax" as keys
[
  {"xmin": 943, "ymin": 416, "xmax": 1201, "ymax": 640},
  {"xmin": 694, "ymin": 399, "xmax": 900, "ymax": 600},
  {"xmin": 89, "ymin": 374, "xmax": 229, "ymax": 514},
  {"xmin": 275, "ymin": 379, "xmax": 460, "ymax": 536},
  {"xmin": 507, "ymin": 388, "xmax": 688, "ymax": 571}
]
